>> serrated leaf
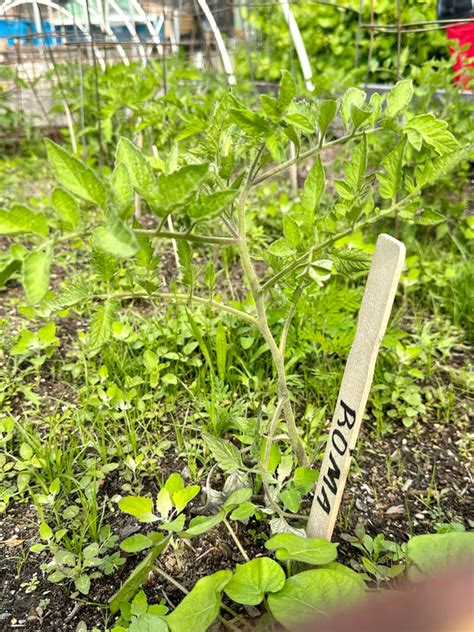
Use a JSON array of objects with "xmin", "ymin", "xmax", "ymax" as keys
[
  {"xmin": 89, "ymin": 301, "xmax": 118, "ymax": 349},
  {"xmin": 188, "ymin": 190, "xmax": 237, "ymax": 221},
  {"xmin": 112, "ymin": 161, "xmax": 134, "ymax": 218},
  {"xmin": 385, "ymin": 79, "xmax": 413, "ymax": 118},
  {"xmin": 154, "ymin": 164, "xmax": 209, "ymax": 209},
  {"xmin": 166, "ymin": 570, "xmax": 232, "ymax": 632},
  {"xmin": 22, "ymin": 250, "xmax": 52, "ymax": 305},
  {"xmin": 229, "ymin": 106, "xmax": 270, "ymax": 136},
  {"xmin": 0, "ymin": 205, "xmax": 48, "ymax": 237},
  {"xmin": 333, "ymin": 248, "xmax": 371, "ymax": 275},
  {"xmin": 116, "ymin": 138, "xmax": 156, "ymax": 202},
  {"xmin": 265, "ymin": 534, "xmax": 338, "ymax": 565},
  {"xmin": 278, "ymin": 70, "xmax": 296, "ymax": 111},
  {"xmin": 93, "ymin": 216, "xmax": 139, "ymax": 258},
  {"xmin": 51, "ymin": 188, "xmax": 80, "ymax": 229},
  {"xmin": 282, "ymin": 215, "xmax": 301, "ymax": 249},
  {"xmin": 405, "ymin": 114, "xmax": 459, "ymax": 155},
  {"xmin": 377, "ymin": 139, "xmax": 406, "ymax": 201},
  {"xmin": 47, "ymin": 281, "xmax": 89, "ymax": 311},
  {"xmin": 46, "ymin": 139, "xmax": 106, "ymax": 208},
  {"xmin": 204, "ymin": 433, "xmax": 243, "ymax": 473},
  {"xmin": 267, "ymin": 568, "xmax": 365, "ymax": 626},
  {"xmin": 301, "ymin": 157, "xmax": 325, "ymax": 214},
  {"xmin": 224, "ymin": 558, "xmax": 285, "ymax": 606},
  {"xmin": 267, "ymin": 238, "xmax": 295, "ymax": 258}
]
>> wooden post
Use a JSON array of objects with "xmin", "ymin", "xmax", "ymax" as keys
[{"xmin": 306, "ymin": 234, "xmax": 405, "ymax": 540}]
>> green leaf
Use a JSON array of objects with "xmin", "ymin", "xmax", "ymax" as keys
[
  {"xmin": 385, "ymin": 79, "xmax": 413, "ymax": 118},
  {"xmin": 317, "ymin": 99, "xmax": 337, "ymax": 137},
  {"xmin": 39, "ymin": 522, "xmax": 53, "ymax": 540},
  {"xmin": 116, "ymin": 138, "xmax": 156, "ymax": 202},
  {"xmin": 188, "ymin": 190, "xmax": 237, "ymax": 221},
  {"xmin": 154, "ymin": 164, "xmax": 209, "ymax": 209},
  {"xmin": 172, "ymin": 486, "xmax": 200, "ymax": 514},
  {"xmin": 215, "ymin": 321, "xmax": 227, "ymax": 381},
  {"xmin": 340, "ymin": 88, "xmax": 366, "ymax": 130},
  {"xmin": 131, "ymin": 590, "xmax": 148, "ymax": 617},
  {"xmin": 0, "ymin": 205, "xmax": 48, "ymax": 237},
  {"xmin": 260, "ymin": 439, "xmax": 281, "ymax": 474},
  {"xmin": 265, "ymin": 534, "xmax": 338, "ymax": 565},
  {"xmin": 377, "ymin": 139, "xmax": 406, "ymax": 201},
  {"xmin": 407, "ymin": 533, "xmax": 474, "ymax": 580},
  {"xmin": 229, "ymin": 106, "xmax": 270, "ymax": 137},
  {"xmin": 230, "ymin": 502, "xmax": 256, "ymax": 522},
  {"xmin": 223, "ymin": 487, "xmax": 252, "ymax": 509},
  {"xmin": 164, "ymin": 473, "xmax": 184, "ymax": 496},
  {"xmin": 128, "ymin": 614, "xmax": 168, "ymax": 632},
  {"xmin": 89, "ymin": 301, "xmax": 118, "ymax": 349},
  {"xmin": 267, "ymin": 568, "xmax": 365, "ymax": 627},
  {"xmin": 267, "ymin": 238, "xmax": 295, "ymax": 258},
  {"xmin": 166, "ymin": 570, "xmax": 232, "ymax": 632},
  {"xmin": 121, "ymin": 534, "xmax": 155, "ymax": 553},
  {"xmin": 160, "ymin": 514, "xmax": 186, "ymax": 533},
  {"xmin": 45, "ymin": 139, "xmax": 106, "ymax": 208},
  {"xmin": 404, "ymin": 114, "xmax": 460, "ymax": 155},
  {"xmin": 283, "ymin": 215, "xmax": 301, "ymax": 249},
  {"xmin": 109, "ymin": 537, "xmax": 169, "ymax": 614},
  {"xmin": 301, "ymin": 157, "xmax": 325, "ymax": 214},
  {"xmin": 93, "ymin": 216, "xmax": 139, "ymax": 259},
  {"xmin": 278, "ymin": 70, "xmax": 296, "ymax": 110},
  {"xmin": 333, "ymin": 248, "xmax": 371, "ymax": 275},
  {"xmin": 182, "ymin": 510, "xmax": 226, "ymax": 537},
  {"xmin": 118, "ymin": 496, "xmax": 157, "ymax": 522},
  {"xmin": 0, "ymin": 260, "xmax": 21, "ymax": 288},
  {"xmin": 224, "ymin": 558, "xmax": 285, "ymax": 606},
  {"xmin": 112, "ymin": 161, "xmax": 134, "ymax": 218},
  {"xmin": 75, "ymin": 574, "xmax": 91, "ymax": 595},
  {"xmin": 51, "ymin": 188, "xmax": 80, "ymax": 229},
  {"xmin": 204, "ymin": 433, "xmax": 243, "ymax": 473},
  {"xmin": 22, "ymin": 250, "xmax": 52, "ymax": 305}
]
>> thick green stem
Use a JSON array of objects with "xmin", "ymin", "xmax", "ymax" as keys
[
  {"xmin": 236, "ymin": 157, "xmax": 309, "ymax": 467},
  {"xmin": 252, "ymin": 128, "xmax": 379, "ymax": 186}
]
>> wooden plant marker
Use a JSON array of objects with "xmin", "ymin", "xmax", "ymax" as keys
[{"xmin": 306, "ymin": 234, "xmax": 405, "ymax": 540}]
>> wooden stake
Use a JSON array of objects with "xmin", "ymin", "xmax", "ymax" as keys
[{"xmin": 306, "ymin": 234, "xmax": 405, "ymax": 540}]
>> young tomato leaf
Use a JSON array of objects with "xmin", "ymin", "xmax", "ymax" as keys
[
  {"xmin": 267, "ymin": 568, "xmax": 365, "ymax": 627},
  {"xmin": 116, "ymin": 137, "xmax": 157, "ymax": 202},
  {"xmin": 377, "ymin": 139, "xmax": 406, "ymax": 202},
  {"xmin": 166, "ymin": 570, "xmax": 232, "ymax": 632},
  {"xmin": 404, "ymin": 114, "xmax": 460, "ymax": 155},
  {"xmin": 51, "ymin": 188, "xmax": 80, "ymax": 229},
  {"xmin": 182, "ymin": 510, "xmax": 226, "ymax": 538},
  {"xmin": 154, "ymin": 163, "xmax": 209, "ymax": 209},
  {"xmin": 224, "ymin": 557, "xmax": 285, "ymax": 606},
  {"xmin": 187, "ymin": 190, "xmax": 237, "ymax": 221},
  {"xmin": 172, "ymin": 485, "xmax": 200, "ymax": 514},
  {"xmin": 111, "ymin": 161, "xmax": 134, "ymax": 218},
  {"xmin": 0, "ymin": 205, "xmax": 48, "ymax": 237},
  {"xmin": 278, "ymin": 70, "xmax": 296, "ymax": 111},
  {"xmin": 301, "ymin": 157, "xmax": 325, "ymax": 215},
  {"xmin": 385, "ymin": 79, "xmax": 413, "ymax": 118},
  {"xmin": 93, "ymin": 216, "xmax": 140, "ymax": 259},
  {"xmin": 265, "ymin": 533, "xmax": 338, "ymax": 565},
  {"xmin": 203, "ymin": 433, "xmax": 243, "ymax": 474},
  {"xmin": 340, "ymin": 87, "xmax": 366, "ymax": 130},
  {"xmin": 88, "ymin": 301, "xmax": 118, "ymax": 349},
  {"xmin": 164, "ymin": 473, "xmax": 184, "ymax": 496},
  {"xmin": 45, "ymin": 139, "xmax": 107, "ymax": 208},
  {"xmin": 22, "ymin": 250, "xmax": 52, "ymax": 305},
  {"xmin": 316, "ymin": 99, "xmax": 337, "ymax": 137}
]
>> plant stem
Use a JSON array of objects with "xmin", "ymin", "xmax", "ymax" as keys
[
  {"xmin": 135, "ymin": 229, "xmax": 239, "ymax": 246},
  {"xmin": 236, "ymin": 154, "xmax": 309, "ymax": 467},
  {"xmin": 223, "ymin": 518, "xmax": 250, "ymax": 562},
  {"xmin": 252, "ymin": 128, "xmax": 379, "ymax": 186},
  {"xmin": 69, "ymin": 291, "xmax": 258, "ymax": 327},
  {"xmin": 260, "ymin": 190, "xmax": 420, "ymax": 293}
]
